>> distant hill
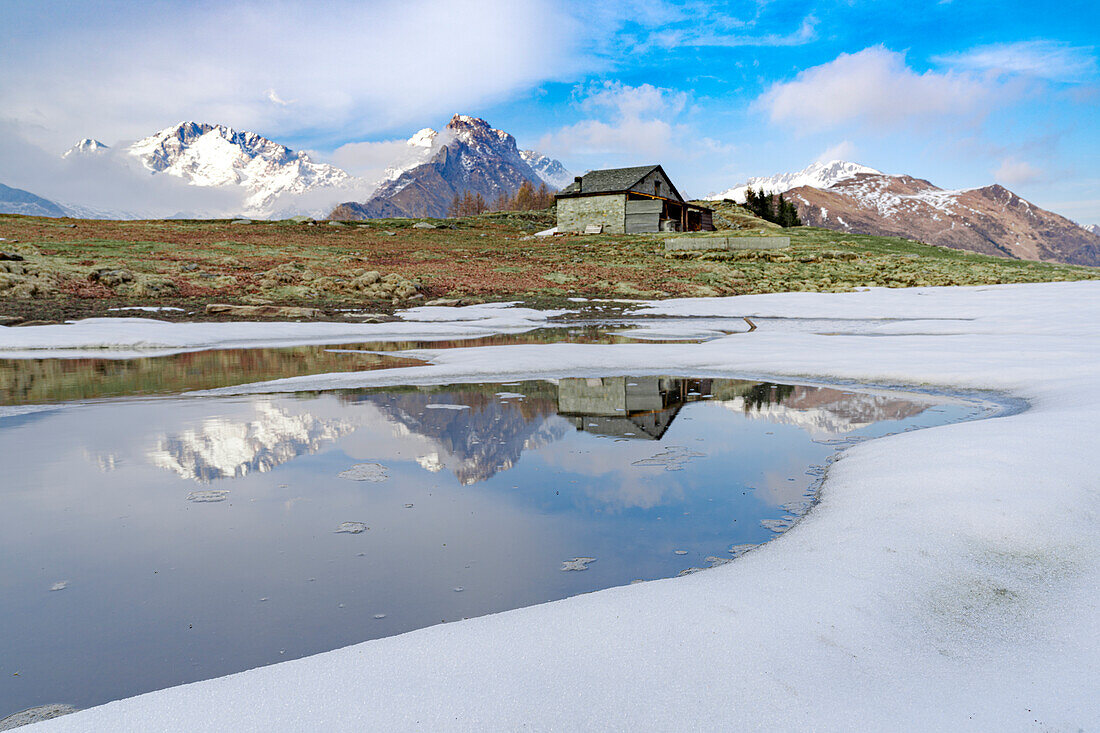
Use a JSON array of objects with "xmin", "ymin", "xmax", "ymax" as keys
[
  {"xmin": 330, "ymin": 115, "xmax": 570, "ymax": 220},
  {"xmin": 0, "ymin": 182, "xmax": 68, "ymax": 217},
  {"xmin": 786, "ymin": 173, "xmax": 1100, "ymax": 266},
  {"xmin": 707, "ymin": 161, "xmax": 1100, "ymax": 266}
]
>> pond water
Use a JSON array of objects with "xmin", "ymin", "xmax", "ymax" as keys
[{"xmin": 0, "ymin": 361, "xmax": 995, "ymax": 719}]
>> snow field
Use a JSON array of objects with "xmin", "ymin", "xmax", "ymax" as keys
[{"xmin": 19, "ymin": 281, "xmax": 1100, "ymax": 731}]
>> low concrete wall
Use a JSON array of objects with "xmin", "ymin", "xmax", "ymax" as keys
[{"xmin": 664, "ymin": 235, "xmax": 790, "ymax": 251}]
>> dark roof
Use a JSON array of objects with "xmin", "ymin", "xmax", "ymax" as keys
[{"xmin": 558, "ymin": 165, "xmax": 660, "ymax": 195}]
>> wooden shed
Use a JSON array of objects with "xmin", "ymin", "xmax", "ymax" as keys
[{"xmin": 555, "ymin": 165, "xmax": 714, "ymax": 234}]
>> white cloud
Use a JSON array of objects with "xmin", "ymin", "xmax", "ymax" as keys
[
  {"xmin": 993, "ymin": 158, "xmax": 1044, "ymax": 186},
  {"xmin": 648, "ymin": 14, "xmax": 818, "ymax": 50},
  {"xmin": 538, "ymin": 82, "xmax": 689, "ymax": 159},
  {"xmin": 757, "ymin": 46, "xmax": 995, "ymax": 134},
  {"xmin": 935, "ymin": 41, "xmax": 1098, "ymax": 83},
  {"xmin": 816, "ymin": 141, "xmax": 858, "ymax": 163},
  {"xmin": 331, "ymin": 139, "xmax": 420, "ymax": 179},
  {"xmin": 265, "ymin": 89, "xmax": 292, "ymax": 107},
  {"xmin": 0, "ymin": 0, "xmax": 583, "ymax": 152}
]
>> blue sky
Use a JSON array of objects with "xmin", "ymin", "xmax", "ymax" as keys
[{"xmin": 2, "ymin": 0, "xmax": 1098, "ymax": 223}]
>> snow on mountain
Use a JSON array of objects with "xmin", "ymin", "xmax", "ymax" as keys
[
  {"xmin": 62, "ymin": 138, "xmax": 110, "ymax": 158},
  {"xmin": 1085, "ymin": 223, "xmax": 1100, "ymax": 236},
  {"xmin": 332, "ymin": 115, "xmax": 569, "ymax": 220},
  {"xmin": 147, "ymin": 401, "xmax": 359, "ymax": 483},
  {"xmin": 707, "ymin": 160, "xmax": 881, "ymax": 203},
  {"xmin": 127, "ymin": 122, "xmax": 353, "ymax": 214},
  {"xmin": 787, "ymin": 173, "xmax": 1100, "ymax": 266},
  {"xmin": 520, "ymin": 150, "xmax": 573, "ymax": 190},
  {"xmin": 380, "ymin": 127, "xmax": 449, "ymax": 183}
]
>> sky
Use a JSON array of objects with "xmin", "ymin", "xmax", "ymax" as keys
[{"xmin": 1, "ymin": 0, "xmax": 1098, "ymax": 223}]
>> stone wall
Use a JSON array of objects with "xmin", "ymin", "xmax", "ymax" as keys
[{"xmin": 556, "ymin": 194, "xmax": 626, "ymax": 233}]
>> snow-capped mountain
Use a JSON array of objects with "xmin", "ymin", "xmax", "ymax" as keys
[
  {"xmin": 147, "ymin": 402, "xmax": 359, "ymax": 483},
  {"xmin": 1085, "ymin": 223, "xmax": 1100, "ymax": 236},
  {"xmin": 786, "ymin": 172, "xmax": 1100, "ymax": 266},
  {"xmin": 520, "ymin": 150, "xmax": 574, "ymax": 190},
  {"xmin": 380, "ymin": 127, "xmax": 447, "ymax": 183},
  {"xmin": 707, "ymin": 160, "xmax": 880, "ymax": 203},
  {"xmin": 126, "ymin": 122, "xmax": 353, "ymax": 214},
  {"xmin": 720, "ymin": 386, "xmax": 930, "ymax": 440},
  {"xmin": 62, "ymin": 138, "xmax": 109, "ymax": 158},
  {"xmin": 331, "ymin": 115, "xmax": 570, "ymax": 219}
]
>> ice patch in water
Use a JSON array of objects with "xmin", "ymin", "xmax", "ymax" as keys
[
  {"xmin": 373, "ymin": 613, "xmax": 386, "ymax": 619},
  {"xmin": 0, "ymin": 703, "xmax": 78, "ymax": 730},
  {"xmin": 561, "ymin": 557, "xmax": 596, "ymax": 571},
  {"xmin": 674, "ymin": 550, "xmax": 688, "ymax": 555},
  {"xmin": 761, "ymin": 516, "xmax": 798, "ymax": 533},
  {"xmin": 632, "ymin": 446, "xmax": 706, "ymax": 471},
  {"xmin": 423, "ymin": 404, "xmax": 470, "ymax": 410},
  {"xmin": 728, "ymin": 544, "xmax": 758, "ymax": 557},
  {"xmin": 338, "ymin": 463, "xmax": 388, "ymax": 482},
  {"xmin": 335, "ymin": 521, "xmax": 369, "ymax": 534},
  {"xmin": 187, "ymin": 490, "xmax": 229, "ymax": 503},
  {"xmin": 495, "ymin": 392, "xmax": 525, "ymax": 399},
  {"xmin": 50, "ymin": 581, "xmax": 68, "ymax": 591}
]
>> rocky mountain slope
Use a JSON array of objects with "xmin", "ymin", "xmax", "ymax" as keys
[
  {"xmin": 786, "ymin": 172, "xmax": 1100, "ymax": 266},
  {"xmin": 330, "ymin": 115, "xmax": 570, "ymax": 220},
  {"xmin": 707, "ymin": 160, "xmax": 879, "ymax": 203},
  {"xmin": 0, "ymin": 182, "xmax": 68, "ymax": 217},
  {"xmin": 126, "ymin": 122, "xmax": 352, "ymax": 213}
]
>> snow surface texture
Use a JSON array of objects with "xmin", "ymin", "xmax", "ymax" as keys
[
  {"xmin": 0, "ymin": 303, "xmax": 567, "ymax": 359},
  {"xmin": 706, "ymin": 159, "xmax": 880, "ymax": 203},
  {"xmin": 23, "ymin": 282, "xmax": 1100, "ymax": 731}
]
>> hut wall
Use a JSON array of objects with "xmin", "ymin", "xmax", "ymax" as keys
[
  {"xmin": 624, "ymin": 199, "xmax": 662, "ymax": 233},
  {"xmin": 556, "ymin": 194, "xmax": 626, "ymax": 234},
  {"xmin": 632, "ymin": 169, "xmax": 681, "ymax": 202}
]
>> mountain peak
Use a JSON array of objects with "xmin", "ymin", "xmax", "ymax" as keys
[
  {"xmin": 62, "ymin": 138, "xmax": 110, "ymax": 159},
  {"xmin": 126, "ymin": 122, "xmax": 350, "ymax": 213},
  {"xmin": 332, "ymin": 116, "xmax": 570, "ymax": 220},
  {"xmin": 708, "ymin": 160, "xmax": 881, "ymax": 203}
]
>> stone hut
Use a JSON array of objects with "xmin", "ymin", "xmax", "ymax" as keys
[{"xmin": 555, "ymin": 165, "xmax": 714, "ymax": 234}]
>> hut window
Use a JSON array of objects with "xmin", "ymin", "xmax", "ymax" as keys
[{"xmin": 654, "ymin": 180, "xmax": 662, "ymax": 197}]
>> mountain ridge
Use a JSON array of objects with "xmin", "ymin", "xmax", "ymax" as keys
[
  {"xmin": 125, "ymin": 122, "xmax": 352, "ymax": 214},
  {"xmin": 331, "ymin": 115, "xmax": 570, "ymax": 220},
  {"xmin": 785, "ymin": 172, "xmax": 1100, "ymax": 266}
]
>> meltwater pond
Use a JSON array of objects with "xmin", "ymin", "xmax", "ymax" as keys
[{"xmin": 0, "ymin": 374, "xmax": 992, "ymax": 718}]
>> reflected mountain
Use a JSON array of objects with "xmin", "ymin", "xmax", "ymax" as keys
[
  {"xmin": 344, "ymin": 387, "xmax": 566, "ymax": 485},
  {"xmin": 144, "ymin": 379, "xmax": 933, "ymax": 486},
  {"xmin": 719, "ymin": 384, "xmax": 930, "ymax": 437},
  {"xmin": 148, "ymin": 401, "xmax": 359, "ymax": 482}
]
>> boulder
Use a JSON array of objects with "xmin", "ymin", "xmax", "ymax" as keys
[
  {"xmin": 88, "ymin": 268, "xmax": 134, "ymax": 287},
  {"xmin": 412, "ymin": 222, "xmax": 436, "ymax": 229}
]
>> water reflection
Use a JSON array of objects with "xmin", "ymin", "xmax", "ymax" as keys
[
  {"xmin": 0, "ymin": 327, "xmax": 657, "ymax": 406},
  {"xmin": 148, "ymin": 402, "xmax": 360, "ymax": 482},
  {"xmin": 138, "ymin": 379, "xmax": 942, "ymax": 486},
  {"xmin": 0, "ymin": 374, "xmax": 988, "ymax": 720}
]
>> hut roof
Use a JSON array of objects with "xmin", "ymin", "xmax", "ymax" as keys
[{"xmin": 558, "ymin": 165, "xmax": 661, "ymax": 195}]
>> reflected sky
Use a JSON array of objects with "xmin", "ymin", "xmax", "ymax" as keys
[{"xmin": 0, "ymin": 376, "xmax": 986, "ymax": 718}]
